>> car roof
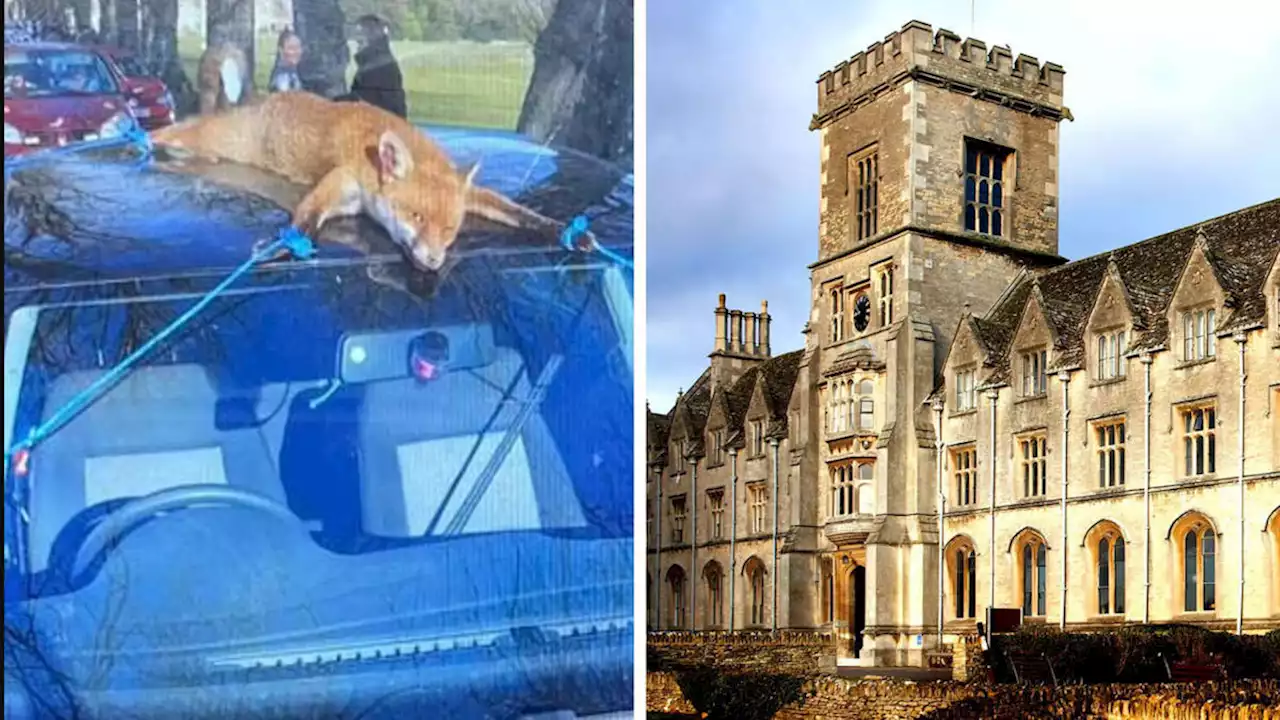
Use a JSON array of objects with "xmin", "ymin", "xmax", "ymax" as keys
[
  {"xmin": 4, "ymin": 127, "xmax": 634, "ymax": 293},
  {"xmin": 5, "ymin": 42, "xmax": 96, "ymax": 54}
]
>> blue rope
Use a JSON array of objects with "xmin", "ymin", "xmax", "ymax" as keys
[
  {"xmin": 560, "ymin": 214, "xmax": 633, "ymax": 271},
  {"xmin": 7, "ymin": 125, "xmax": 153, "ymax": 169},
  {"xmin": 3, "ymin": 227, "xmax": 314, "ymax": 478}
]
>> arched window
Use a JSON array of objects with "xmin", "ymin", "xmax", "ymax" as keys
[
  {"xmin": 1014, "ymin": 530, "xmax": 1049, "ymax": 617},
  {"xmin": 1085, "ymin": 521, "xmax": 1127, "ymax": 616},
  {"xmin": 744, "ymin": 556, "xmax": 767, "ymax": 626},
  {"xmin": 820, "ymin": 557, "xmax": 835, "ymax": 625},
  {"xmin": 1171, "ymin": 512, "xmax": 1218, "ymax": 614},
  {"xmin": 946, "ymin": 536, "xmax": 977, "ymax": 620},
  {"xmin": 856, "ymin": 380, "xmax": 875, "ymax": 430},
  {"xmin": 856, "ymin": 463, "xmax": 874, "ymax": 514},
  {"xmin": 703, "ymin": 561, "xmax": 724, "ymax": 628},
  {"xmin": 666, "ymin": 565, "xmax": 687, "ymax": 628},
  {"xmin": 1269, "ymin": 507, "xmax": 1280, "ymax": 616}
]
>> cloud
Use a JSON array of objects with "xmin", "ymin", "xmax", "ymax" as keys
[{"xmin": 645, "ymin": 0, "xmax": 1280, "ymax": 412}]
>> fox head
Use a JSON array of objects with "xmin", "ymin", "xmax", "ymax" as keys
[{"xmin": 367, "ymin": 130, "xmax": 477, "ymax": 272}]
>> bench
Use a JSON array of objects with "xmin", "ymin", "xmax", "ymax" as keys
[
  {"xmin": 1159, "ymin": 652, "xmax": 1226, "ymax": 682},
  {"xmin": 1004, "ymin": 650, "xmax": 1058, "ymax": 686}
]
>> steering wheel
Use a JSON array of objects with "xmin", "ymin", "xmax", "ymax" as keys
[{"xmin": 70, "ymin": 485, "xmax": 302, "ymax": 581}]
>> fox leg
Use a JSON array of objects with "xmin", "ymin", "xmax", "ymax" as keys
[
  {"xmin": 253, "ymin": 167, "xmax": 364, "ymax": 260},
  {"xmin": 464, "ymin": 186, "xmax": 598, "ymax": 252}
]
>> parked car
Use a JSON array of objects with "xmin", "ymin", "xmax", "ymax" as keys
[
  {"xmin": 3, "ymin": 42, "xmax": 141, "ymax": 157},
  {"xmin": 3, "ymin": 127, "xmax": 635, "ymax": 718},
  {"xmin": 94, "ymin": 45, "xmax": 176, "ymax": 129}
]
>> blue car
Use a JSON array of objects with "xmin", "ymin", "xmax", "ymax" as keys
[{"xmin": 3, "ymin": 127, "xmax": 634, "ymax": 719}]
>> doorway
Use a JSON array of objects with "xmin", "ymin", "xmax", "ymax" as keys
[{"xmin": 850, "ymin": 565, "xmax": 866, "ymax": 657}]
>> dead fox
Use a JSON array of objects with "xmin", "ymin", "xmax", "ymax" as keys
[
  {"xmin": 150, "ymin": 91, "xmax": 597, "ymax": 271},
  {"xmin": 195, "ymin": 42, "xmax": 257, "ymax": 116}
]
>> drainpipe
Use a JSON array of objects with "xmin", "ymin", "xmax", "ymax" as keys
[
  {"xmin": 1141, "ymin": 353, "xmax": 1152, "ymax": 625},
  {"xmin": 690, "ymin": 456, "xmax": 698, "ymax": 630},
  {"xmin": 1236, "ymin": 332, "xmax": 1247, "ymax": 635},
  {"xmin": 771, "ymin": 437, "xmax": 781, "ymax": 633},
  {"xmin": 1058, "ymin": 370, "xmax": 1071, "ymax": 630},
  {"xmin": 933, "ymin": 397, "xmax": 945, "ymax": 648},
  {"xmin": 656, "ymin": 465, "xmax": 663, "ymax": 631},
  {"xmin": 987, "ymin": 387, "xmax": 999, "ymax": 614},
  {"xmin": 729, "ymin": 448, "xmax": 739, "ymax": 632}
]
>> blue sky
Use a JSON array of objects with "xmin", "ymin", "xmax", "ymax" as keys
[{"xmin": 645, "ymin": 0, "xmax": 1280, "ymax": 413}]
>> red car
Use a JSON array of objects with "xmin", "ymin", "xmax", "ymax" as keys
[
  {"xmin": 4, "ymin": 42, "xmax": 141, "ymax": 157},
  {"xmin": 95, "ymin": 45, "xmax": 176, "ymax": 130}
]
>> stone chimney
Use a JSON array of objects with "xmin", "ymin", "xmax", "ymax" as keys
[{"xmin": 709, "ymin": 294, "xmax": 772, "ymax": 395}]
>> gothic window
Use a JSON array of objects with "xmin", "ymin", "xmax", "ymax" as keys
[
  {"xmin": 1177, "ymin": 517, "xmax": 1217, "ymax": 613},
  {"xmin": 964, "ymin": 140, "xmax": 1012, "ymax": 237},
  {"xmin": 1181, "ymin": 405, "xmax": 1217, "ymax": 477},
  {"xmin": 670, "ymin": 495, "xmax": 687, "ymax": 544},
  {"xmin": 1182, "ymin": 307, "xmax": 1217, "ymax": 362},
  {"xmin": 708, "ymin": 429, "xmax": 724, "ymax": 465},
  {"xmin": 856, "ymin": 463, "xmax": 875, "ymax": 514},
  {"xmin": 1019, "ymin": 434, "xmax": 1047, "ymax": 498},
  {"xmin": 877, "ymin": 265, "xmax": 895, "ymax": 326},
  {"xmin": 744, "ymin": 556, "xmax": 768, "ymax": 626},
  {"xmin": 830, "ymin": 286, "xmax": 845, "ymax": 343},
  {"xmin": 1092, "ymin": 527, "xmax": 1126, "ymax": 616},
  {"xmin": 1020, "ymin": 349, "xmax": 1047, "ymax": 397},
  {"xmin": 1016, "ymin": 532, "xmax": 1049, "ymax": 617},
  {"xmin": 856, "ymin": 380, "xmax": 875, "ymax": 431},
  {"xmin": 1096, "ymin": 420, "xmax": 1126, "ymax": 487},
  {"xmin": 703, "ymin": 561, "xmax": 724, "ymax": 628},
  {"xmin": 667, "ymin": 566, "xmax": 687, "ymax": 628},
  {"xmin": 948, "ymin": 538, "xmax": 978, "ymax": 620},
  {"xmin": 751, "ymin": 419, "xmax": 766, "ymax": 456},
  {"xmin": 853, "ymin": 293, "xmax": 872, "ymax": 333},
  {"xmin": 852, "ymin": 150, "xmax": 879, "ymax": 241},
  {"xmin": 951, "ymin": 446, "xmax": 978, "ymax": 506},
  {"xmin": 707, "ymin": 489, "xmax": 725, "ymax": 540},
  {"xmin": 1096, "ymin": 330, "xmax": 1128, "ymax": 380},
  {"xmin": 748, "ymin": 484, "xmax": 768, "ymax": 534},
  {"xmin": 954, "ymin": 369, "xmax": 976, "ymax": 411},
  {"xmin": 832, "ymin": 465, "xmax": 854, "ymax": 517}
]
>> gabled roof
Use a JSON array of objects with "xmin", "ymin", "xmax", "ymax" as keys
[
  {"xmin": 968, "ymin": 198, "xmax": 1279, "ymax": 381},
  {"xmin": 652, "ymin": 349, "xmax": 804, "ymax": 456}
]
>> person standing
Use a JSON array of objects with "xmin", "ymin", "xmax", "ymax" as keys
[
  {"xmin": 345, "ymin": 14, "xmax": 407, "ymax": 118},
  {"xmin": 268, "ymin": 29, "xmax": 304, "ymax": 93}
]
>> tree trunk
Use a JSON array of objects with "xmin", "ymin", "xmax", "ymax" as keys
[
  {"xmin": 115, "ymin": 0, "xmax": 138, "ymax": 50},
  {"xmin": 145, "ymin": 0, "xmax": 194, "ymax": 113},
  {"xmin": 71, "ymin": 0, "xmax": 91, "ymax": 34},
  {"xmin": 293, "ymin": 0, "xmax": 349, "ymax": 98},
  {"xmin": 516, "ymin": 0, "xmax": 632, "ymax": 170},
  {"xmin": 206, "ymin": 0, "xmax": 255, "ymax": 72},
  {"xmin": 98, "ymin": 0, "xmax": 117, "ymax": 45}
]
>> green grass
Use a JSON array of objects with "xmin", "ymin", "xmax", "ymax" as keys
[{"xmin": 177, "ymin": 34, "xmax": 533, "ymax": 129}]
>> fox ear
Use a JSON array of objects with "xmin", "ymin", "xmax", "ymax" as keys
[
  {"xmin": 377, "ymin": 131, "xmax": 413, "ymax": 181},
  {"xmin": 461, "ymin": 161, "xmax": 481, "ymax": 189}
]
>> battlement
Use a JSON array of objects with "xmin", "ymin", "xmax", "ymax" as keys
[{"xmin": 814, "ymin": 20, "xmax": 1068, "ymax": 127}]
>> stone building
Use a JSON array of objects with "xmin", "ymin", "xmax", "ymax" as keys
[{"xmin": 646, "ymin": 19, "xmax": 1280, "ymax": 668}]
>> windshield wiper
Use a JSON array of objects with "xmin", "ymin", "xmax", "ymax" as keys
[{"xmin": 440, "ymin": 354, "xmax": 564, "ymax": 537}]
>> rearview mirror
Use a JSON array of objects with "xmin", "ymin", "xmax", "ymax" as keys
[{"xmin": 337, "ymin": 324, "xmax": 495, "ymax": 385}]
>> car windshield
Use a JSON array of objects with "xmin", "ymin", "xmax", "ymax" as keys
[
  {"xmin": 3, "ymin": 128, "xmax": 634, "ymax": 717},
  {"xmin": 4, "ymin": 49, "xmax": 119, "ymax": 98}
]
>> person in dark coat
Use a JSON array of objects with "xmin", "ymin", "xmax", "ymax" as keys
[{"xmin": 342, "ymin": 14, "xmax": 407, "ymax": 119}]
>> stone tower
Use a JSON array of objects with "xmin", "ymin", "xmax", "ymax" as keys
[{"xmin": 798, "ymin": 20, "xmax": 1070, "ymax": 666}]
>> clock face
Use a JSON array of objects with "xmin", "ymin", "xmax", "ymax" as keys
[{"xmin": 853, "ymin": 294, "xmax": 871, "ymax": 332}]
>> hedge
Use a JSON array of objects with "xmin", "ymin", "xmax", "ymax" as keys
[{"xmin": 988, "ymin": 624, "xmax": 1280, "ymax": 684}]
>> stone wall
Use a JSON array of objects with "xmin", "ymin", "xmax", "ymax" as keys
[
  {"xmin": 949, "ymin": 635, "xmax": 985, "ymax": 682},
  {"xmin": 646, "ymin": 672, "xmax": 1280, "ymax": 720},
  {"xmin": 648, "ymin": 630, "xmax": 833, "ymax": 674}
]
